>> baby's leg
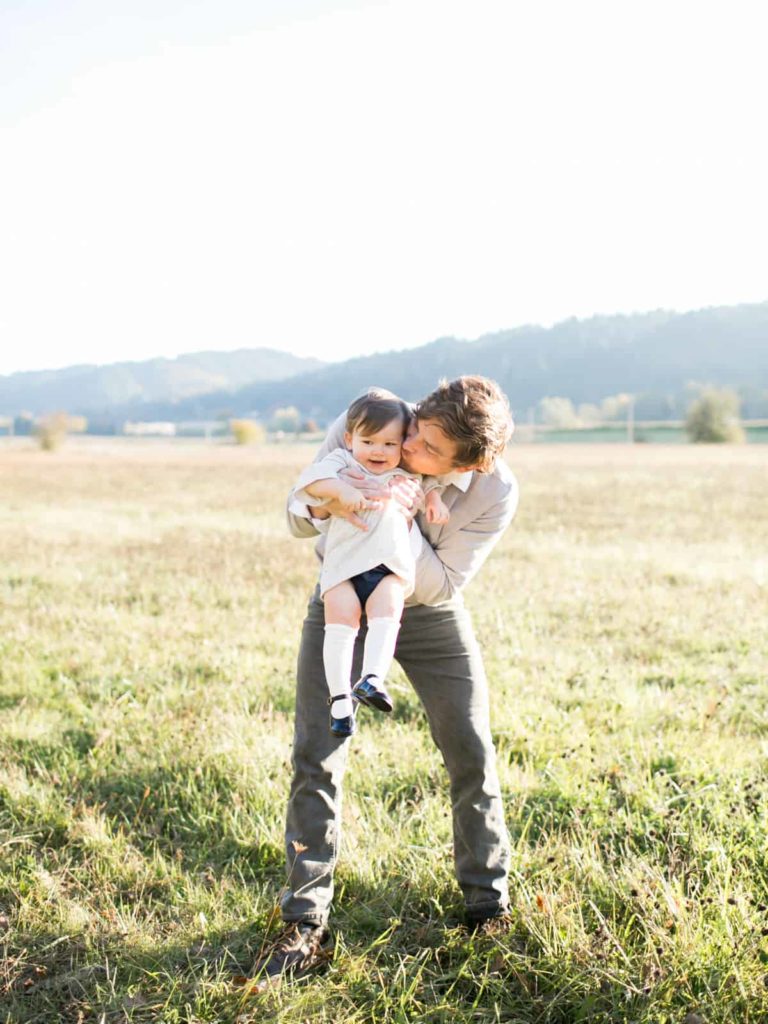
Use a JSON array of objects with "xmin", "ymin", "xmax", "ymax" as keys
[
  {"xmin": 323, "ymin": 581, "xmax": 361, "ymax": 722},
  {"xmin": 353, "ymin": 574, "xmax": 408, "ymax": 712},
  {"xmin": 324, "ymin": 579, "xmax": 362, "ymax": 628},
  {"xmin": 365, "ymin": 573, "xmax": 407, "ymax": 621}
]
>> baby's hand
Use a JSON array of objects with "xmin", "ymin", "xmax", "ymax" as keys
[
  {"xmin": 425, "ymin": 491, "xmax": 450, "ymax": 525},
  {"xmin": 389, "ymin": 475, "xmax": 424, "ymax": 520},
  {"xmin": 336, "ymin": 481, "xmax": 373, "ymax": 515}
]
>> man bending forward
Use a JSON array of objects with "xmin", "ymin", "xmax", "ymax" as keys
[{"xmin": 255, "ymin": 375, "xmax": 519, "ymax": 987}]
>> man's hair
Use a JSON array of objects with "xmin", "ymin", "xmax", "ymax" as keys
[
  {"xmin": 417, "ymin": 376, "xmax": 514, "ymax": 472},
  {"xmin": 346, "ymin": 387, "xmax": 412, "ymax": 438}
]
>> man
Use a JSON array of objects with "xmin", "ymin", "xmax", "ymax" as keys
[{"xmin": 254, "ymin": 376, "xmax": 518, "ymax": 989}]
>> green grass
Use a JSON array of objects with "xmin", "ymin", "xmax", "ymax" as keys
[{"xmin": 1, "ymin": 439, "xmax": 767, "ymax": 1023}]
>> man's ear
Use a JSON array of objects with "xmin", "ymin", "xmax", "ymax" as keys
[{"xmin": 454, "ymin": 464, "xmax": 478, "ymax": 474}]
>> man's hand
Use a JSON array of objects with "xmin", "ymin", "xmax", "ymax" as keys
[
  {"xmin": 337, "ymin": 467, "xmax": 390, "ymax": 502},
  {"xmin": 338, "ymin": 469, "xmax": 422, "ymax": 517},
  {"xmin": 331, "ymin": 468, "xmax": 423, "ymax": 528}
]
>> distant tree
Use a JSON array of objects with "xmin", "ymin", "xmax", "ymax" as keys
[
  {"xmin": 269, "ymin": 406, "xmax": 302, "ymax": 433},
  {"xmin": 600, "ymin": 393, "xmax": 632, "ymax": 420},
  {"xmin": 739, "ymin": 387, "xmax": 768, "ymax": 419},
  {"xmin": 539, "ymin": 396, "xmax": 580, "ymax": 429},
  {"xmin": 635, "ymin": 393, "xmax": 678, "ymax": 420},
  {"xmin": 301, "ymin": 418, "xmax": 320, "ymax": 434},
  {"xmin": 35, "ymin": 412, "xmax": 70, "ymax": 451},
  {"xmin": 85, "ymin": 416, "xmax": 117, "ymax": 435},
  {"xmin": 685, "ymin": 388, "xmax": 745, "ymax": 443},
  {"xmin": 230, "ymin": 419, "xmax": 265, "ymax": 445},
  {"xmin": 576, "ymin": 403, "xmax": 602, "ymax": 425},
  {"xmin": 14, "ymin": 413, "xmax": 34, "ymax": 436}
]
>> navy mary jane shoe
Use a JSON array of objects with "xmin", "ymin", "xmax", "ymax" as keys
[
  {"xmin": 328, "ymin": 694, "xmax": 356, "ymax": 738},
  {"xmin": 351, "ymin": 674, "xmax": 393, "ymax": 713}
]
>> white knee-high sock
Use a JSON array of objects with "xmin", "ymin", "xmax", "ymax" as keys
[
  {"xmin": 361, "ymin": 617, "xmax": 400, "ymax": 683},
  {"xmin": 323, "ymin": 623, "xmax": 357, "ymax": 718}
]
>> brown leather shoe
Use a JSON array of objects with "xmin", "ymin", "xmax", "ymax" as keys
[{"xmin": 246, "ymin": 922, "xmax": 332, "ymax": 994}]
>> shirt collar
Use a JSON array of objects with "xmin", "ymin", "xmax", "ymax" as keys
[{"xmin": 438, "ymin": 469, "xmax": 473, "ymax": 492}]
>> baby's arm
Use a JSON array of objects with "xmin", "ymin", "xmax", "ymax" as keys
[
  {"xmin": 303, "ymin": 476, "xmax": 371, "ymax": 515},
  {"xmin": 293, "ymin": 448, "xmax": 379, "ymax": 520},
  {"xmin": 424, "ymin": 486, "xmax": 450, "ymax": 525}
]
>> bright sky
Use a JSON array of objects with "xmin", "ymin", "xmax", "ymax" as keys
[{"xmin": 1, "ymin": 0, "xmax": 766, "ymax": 375}]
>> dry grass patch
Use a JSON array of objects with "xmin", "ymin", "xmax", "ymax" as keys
[{"xmin": 1, "ymin": 438, "xmax": 767, "ymax": 1022}]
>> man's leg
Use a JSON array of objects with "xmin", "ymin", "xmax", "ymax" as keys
[
  {"xmin": 394, "ymin": 599, "xmax": 510, "ymax": 920},
  {"xmin": 281, "ymin": 589, "xmax": 364, "ymax": 926}
]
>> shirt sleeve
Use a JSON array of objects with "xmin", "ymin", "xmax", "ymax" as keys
[
  {"xmin": 421, "ymin": 476, "xmax": 443, "ymax": 495},
  {"xmin": 292, "ymin": 448, "xmax": 351, "ymax": 506},
  {"xmin": 286, "ymin": 497, "xmax": 333, "ymax": 532},
  {"xmin": 411, "ymin": 474, "xmax": 519, "ymax": 607},
  {"xmin": 286, "ymin": 413, "xmax": 348, "ymax": 538}
]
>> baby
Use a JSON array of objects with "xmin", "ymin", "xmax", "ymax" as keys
[{"xmin": 292, "ymin": 390, "xmax": 449, "ymax": 737}]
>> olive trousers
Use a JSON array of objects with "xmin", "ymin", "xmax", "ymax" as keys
[{"xmin": 281, "ymin": 589, "xmax": 510, "ymax": 925}]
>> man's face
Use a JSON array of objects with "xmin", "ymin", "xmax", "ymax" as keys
[{"xmin": 400, "ymin": 417, "xmax": 465, "ymax": 476}]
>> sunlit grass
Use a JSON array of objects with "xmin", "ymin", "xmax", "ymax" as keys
[{"xmin": 1, "ymin": 438, "xmax": 767, "ymax": 1022}]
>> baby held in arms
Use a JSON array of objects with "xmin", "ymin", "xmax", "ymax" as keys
[{"xmin": 291, "ymin": 390, "xmax": 449, "ymax": 737}]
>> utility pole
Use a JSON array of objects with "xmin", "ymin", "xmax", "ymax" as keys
[{"xmin": 627, "ymin": 395, "xmax": 635, "ymax": 444}]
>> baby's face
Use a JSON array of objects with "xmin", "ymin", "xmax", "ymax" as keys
[{"xmin": 345, "ymin": 418, "xmax": 404, "ymax": 474}]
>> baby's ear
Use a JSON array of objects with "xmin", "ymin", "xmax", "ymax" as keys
[{"xmin": 343, "ymin": 431, "xmax": 353, "ymax": 449}]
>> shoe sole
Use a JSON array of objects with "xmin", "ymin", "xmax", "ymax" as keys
[
  {"xmin": 244, "ymin": 953, "xmax": 332, "ymax": 995},
  {"xmin": 352, "ymin": 690, "xmax": 393, "ymax": 713}
]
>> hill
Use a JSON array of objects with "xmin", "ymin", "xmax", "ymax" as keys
[
  {"xmin": 0, "ymin": 348, "xmax": 325, "ymax": 417},
  {"xmin": 3, "ymin": 302, "xmax": 766, "ymax": 425},
  {"xmin": 122, "ymin": 302, "xmax": 768, "ymax": 423}
]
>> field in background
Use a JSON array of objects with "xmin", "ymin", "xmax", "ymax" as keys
[
  {"xmin": 1, "ymin": 440, "xmax": 767, "ymax": 1023},
  {"xmin": 517, "ymin": 423, "xmax": 768, "ymax": 444}
]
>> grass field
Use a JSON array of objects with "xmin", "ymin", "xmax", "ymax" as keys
[{"xmin": 1, "ymin": 438, "xmax": 767, "ymax": 1024}]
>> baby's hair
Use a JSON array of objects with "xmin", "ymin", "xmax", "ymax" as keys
[{"xmin": 346, "ymin": 388, "xmax": 412, "ymax": 438}]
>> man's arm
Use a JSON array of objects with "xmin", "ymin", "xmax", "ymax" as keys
[
  {"xmin": 286, "ymin": 413, "xmax": 348, "ymax": 538},
  {"xmin": 411, "ymin": 473, "xmax": 519, "ymax": 606}
]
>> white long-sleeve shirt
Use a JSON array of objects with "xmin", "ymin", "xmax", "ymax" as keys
[{"xmin": 292, "ymin": 447, "xmax": 423, "ymax": 597}]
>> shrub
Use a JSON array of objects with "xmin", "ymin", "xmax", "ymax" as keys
[
  {"xmin": 269, "ymin": 406, "xmax": 302, "ymax": 433},
  {"xmin": 685, "ymin": 388, "xmax": 745, "ymax": 443},
  {"xmin": 230, "ymin": 419, "xmax": 265, "ymax": 445},
  {"xmin": 539, "ymin": 396, "xmax": 580, "ymax": 429},
  {"xmin": 34, "ymin": 412, "xmax": 71, "ymax": 451},
  {"xmin": 68, "ymin": 415, "xmax": 88, "ymax": 434}
]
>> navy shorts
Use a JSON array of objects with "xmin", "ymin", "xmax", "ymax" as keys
[{"xmin": 350, "ymin": 563, "xmax": 393, "ymax": 606}]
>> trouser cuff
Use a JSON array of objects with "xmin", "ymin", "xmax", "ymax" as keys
[{"xmin": 282, "ymin": 913, "xmax": 329, "ymax": 929}]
